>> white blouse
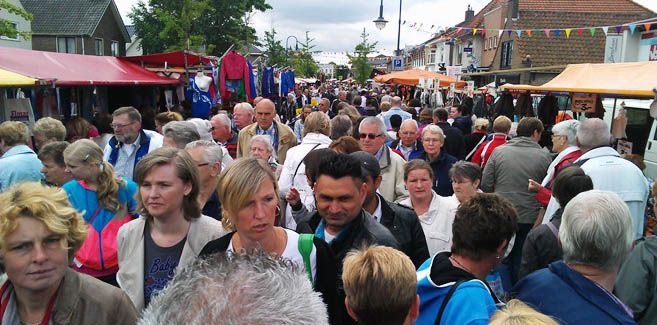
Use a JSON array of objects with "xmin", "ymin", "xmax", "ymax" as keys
[{"xmin": 400, "ymin": 191, "xmax": 459, "ymax": 256}]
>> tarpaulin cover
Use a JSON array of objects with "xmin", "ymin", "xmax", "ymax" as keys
[
  {"xmin": 374, "ymin": 68, "xmax": 466, "ymax": 87},
  {"xmin": 121, "ymin": 50, "xmax": 212, "ymax": 67},
  {"xmin": 0, "ymin": 47, "xmax": 180, "ymax": 86},
  {"xmin": 499, "ymin": 61, "xmax": 657, "ymax": 98},
  {"xmin": 0, "ymin": 68, "xmax": 36, "ymax": 86}
]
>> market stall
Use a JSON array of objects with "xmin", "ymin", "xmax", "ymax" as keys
[{"xmin": 374, "ymin": 68, "xmax": 466, "ymax": 88}]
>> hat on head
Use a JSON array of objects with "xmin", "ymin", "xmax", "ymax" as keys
[{"xmin": 349, "ymin": 151, "xmax": 381, "ymax": 178}]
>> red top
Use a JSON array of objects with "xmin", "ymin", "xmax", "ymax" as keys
[
  {"xmin": 471, "ymin": 134, "xmax": 508, "ymax": 170},
  {"xmin": 219, "ymin": 51, "xmax": 253, "ymax": 100},
  {"xmin": 534, "ymin": 149, "xmax": 583, "ymax": 206}
]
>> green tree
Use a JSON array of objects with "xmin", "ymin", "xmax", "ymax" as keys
[
  {"xmin": 348, "ymin": 28, "xmax": 377, "ymax": 84},
  {"xmin": 335, "ymin": 64, "xmax": 350, "ymax": 80},
  {"xmin": 290, "ymin": 31, "xmax": 319, "ymax": 77},
  {"xmin": 130, "ymin": 0, "xmax": 270, "ymax": 55},
  {"xmin": 263, "ymin": 27, "xmax": 287, "ymax": 67},
  {"xmin": 0, "ymin": 0, "xmax": 32, "ymax": 40}
]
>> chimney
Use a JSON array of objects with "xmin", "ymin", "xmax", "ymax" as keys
[
  {"xmin": 465, "ymin": 5, "xmax": 474, "ymax": 22},
  {"xmin": 510, "ymin": 0, "xmax": 519, "ymax": 19}
]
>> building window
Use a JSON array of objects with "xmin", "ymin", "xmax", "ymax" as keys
[
  {"xmin": 111, "ymin": 41, "xmax": 119, "ymax": 56},
  {"xmin": 57, "ymin": 37, "xmax": 76, "ymax": 53},
  {"xmin": 428, "ymin": 50, "xmax": 436, "ymax": 64},
  {"xmin": 494, "ymin": 36, "xmax": 498, "ymax": 48},
  {"xmin": 0, "ymin": 22, "xmax": 19, "ymax": 41},
  {"xmin": 501, "ymin": 41, "xmax": 513, "ymax": 68},
  {"xmin": 95, "ymin": 38, "xmax": 104, "ymax": 55}
]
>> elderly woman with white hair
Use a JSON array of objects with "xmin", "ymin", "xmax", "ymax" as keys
[
  {"xmin": 187, "ymin": 118, "xmax": 233, "ymax": 168},
  {"xmin": 528, "ymin": 119, "xmax": 582, "ymax": 209},
  {"xmin": 420, "ymin": 125, "xmax": 458, "ymax": 197},
  {"xmin": 249, "ymin": 135, "xmax": 281, "ymax": 178},
  {"xmin": 512, "ymin": 190, "xmax": 636, "ymax": 324}
]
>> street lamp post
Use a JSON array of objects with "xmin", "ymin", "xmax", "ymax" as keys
[
  {"xmin": 372, "ymin": 0, "xmax": 403, "ymax": 57},
  {"xmin": 285, "ymin": 35, "xmax": 300, "ymax": 57}
]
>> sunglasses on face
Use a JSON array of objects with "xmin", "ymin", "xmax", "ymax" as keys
[{"xmin": 359, "ymin": 133, "xmax": 383, "ymax": 140}]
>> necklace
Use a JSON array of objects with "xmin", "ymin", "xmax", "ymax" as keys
[{"xmin": 450, "ymin": 256, "xmax": 475, "ymax": 276}]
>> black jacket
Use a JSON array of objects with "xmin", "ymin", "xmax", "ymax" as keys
[
  {"xmin": 378, "ymin": 194, "xmax": 430, "ymax": 269},
  {"xmin": 421, "ymin": 150, "xmax": 458, "ymax": 197},
  {"xmin": 519, "ymin": 208, "xmax": 564, "ymax": 279},
  {"xmin": 199, "ymin": 231, "xmax": 340, "ymax": 324},
  {"xmin": 435, "ymin": 122, "xmax": 465, "ymax": 160},
  {"xmin": 296, "ymin": 210, "xmax": 399, "ymax": 325}
]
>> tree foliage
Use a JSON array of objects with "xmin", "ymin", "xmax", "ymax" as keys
[
  {"xmin": 0, "ymin": 0, "xmax": 32, "ymax": 40},
  {"xmin": 263, "ymin": 27, "xmax": 287, "ymax": 67},
  {"xmin": 335, "ymin": 64, "xmax": 350, "ymax": 80},
  {"xmin": 348, "ymin": 28, "xmax": 377, "ymax": 84},
  {"xmin": 130, "ymin": 0, "xmax": 270, "ymax": 55},
  {"xmin": 290, "ymin": 31, "xmax": 319, "ymax": 77}
]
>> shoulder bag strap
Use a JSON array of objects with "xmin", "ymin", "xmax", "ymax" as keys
[
  {"xmin": 546, "ymin": 222, "xmax": 561, "ymax": 247},
  {"xmin": 434, "ymin": 280, "xmax": 467, "ymax": 325},
  {"xmin": 298, "ymin": 233, "xmax": 315, "ymax": 284},
  {"xmin": 292, "ymin": 144, "xmax": 321, "ymax": 187}
]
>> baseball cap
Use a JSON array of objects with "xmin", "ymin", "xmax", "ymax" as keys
[{"xmin": 349, "ymin": 151, "xmax": 381, "ymax": 178}]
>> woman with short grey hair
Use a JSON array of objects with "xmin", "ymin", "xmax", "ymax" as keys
[
  {"xmin": 249, "ymin": 135, "xmax": 281, "ymax": 178},
  {"xmin": 528, "ymin": 119, "xmax": 582, "ymax": 216},
  {"xmin": 512, "ymin": 190, "xmax": 635, "ymax": 324},
  {"xmin": 162, "ymin": 121, "xmax": 200, "ymax": 149},
  {"xmin": 448, "ymin": 161, "xmax": 483, "ymax": 205}
]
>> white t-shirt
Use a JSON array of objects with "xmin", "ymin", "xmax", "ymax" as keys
[{"xmin": 228, "ymin": 228, "xmax": 317, "ymax": 281}]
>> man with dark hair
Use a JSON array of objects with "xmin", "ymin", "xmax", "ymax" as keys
[
  {"xmin": 481, "ymin": 117, "xmax": 552, "ymax": 285},
  {"xmin": 38, "ymin": 141, "xmax": 73, "ymax": 186},
  {"xmin": 432, "ymin": 108, "xmax": 465, "ymax": 159},
  {"xmin": 297, "ymin": 153, "xmax": 399, "ymax": 325},
  {"xmin": 350, "ymin": 151, "xmax": 429, "ymax": 268},
  {"xmin": 451, "ymin": 104, "xmax": 472, "ymax": 135},
  {"xmin": 103, "ymin": 106, "xmax": 163, "ymax": 180}
]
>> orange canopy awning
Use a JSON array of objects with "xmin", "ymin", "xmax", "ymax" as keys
[
  {"xmin": 499, "ymin": 62, "xmax": 657, "ymax": 98},
  {"xmin": 374, "ymin": 68, "xmax": 466, "ymax": 87}
]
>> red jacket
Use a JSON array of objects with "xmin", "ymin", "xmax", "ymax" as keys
[
  {"xmin": 220, "ymin": 51, "xmax": 253, "ymax": 100},
  {"xmin": 471, "ymin": 133, "xmax": 509, "ymax": 170},
  {"xmin": 534, "ymin": 149, "xmax": 582, "ymax": 206}
]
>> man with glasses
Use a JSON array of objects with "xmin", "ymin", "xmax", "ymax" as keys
[
  {"xmin": 358, "ymin": 117, "xmax": 408, "ymax": 202},
  {"xmin": 103, "ymin": 106, "xmax": 163, "ymax": 180},
  {"xmin": 390, "ymin": 119, "xmax": 424, "ymax": 160},
  {"xmin": 318, "ymin": 98, "xmax": 334, "ymax": 118},
  {"xmin": 185, "ymin": 140, "xmax": 224, "ymax": 221}
]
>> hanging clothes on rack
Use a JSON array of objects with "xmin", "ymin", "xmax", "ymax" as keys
[
  {"xmin": 219, "ymin": 51, "xmax": 253, "ymax": 101},
  {"xmin": 188, "ymin": 72, "xmax": 213, "ymax": 119},
  {"xmin": 247, "ymin": 60, "xmax": 257, "ymax": 99},
  {"xmin": 261, "ymin": 67, "xmax": 276, "ymax": 98}
]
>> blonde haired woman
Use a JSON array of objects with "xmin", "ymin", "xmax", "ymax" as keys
[
  {"xmin": 489, "ymin": 300, "xmax": 557, "ymax": 325},
  {"xmin": 117, "ymin": 147, "xmax": 225, "ymax": 311},
  {"xmin": 62, "ymin": 139, "xmax": 137, "ymax": 286},
  {"xmin": 0, "ymin": 182, "xmax": 138, "ymax": 324},
  {"xmin": 199, "ymin": 158, "xmax": 339, "ymax": 323}
]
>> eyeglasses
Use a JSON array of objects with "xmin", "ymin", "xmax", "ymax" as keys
[
  {"xmin": 359, "ymin": 133, "xmax": 383, "ymax": 140},
  {"xmin": 423, "ymin": 138, "xmax": 442, "ymax": 144},
  {"xmin": 110, "ymin": 121, "xmax": 135, "ymax": 129},
  {"xmin": 196, "ymin": 163, "xmax": 210, "ymax": 167}
]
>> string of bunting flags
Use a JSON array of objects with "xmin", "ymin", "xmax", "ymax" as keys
[{"xmin": 400, "ymin": 19, "xmax": 653, "ymax": 37}]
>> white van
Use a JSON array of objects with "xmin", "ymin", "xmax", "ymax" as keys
[{"xmin": 601, "ymin": 98, "xmax": 657, "ymax": 180}]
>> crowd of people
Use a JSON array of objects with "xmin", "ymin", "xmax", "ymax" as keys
[{"xmin": 0, "ymin": 81, "xmax": 655, "ymax": 324}]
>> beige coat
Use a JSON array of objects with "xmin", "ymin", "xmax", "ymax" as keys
[
  {"xmin": 378, "ymin": 146, "xmax": 409, "ymax": 202},
  {"xmin": 116, "ymin": 215, "xmax": 226, "ymax": 311},
  {"xmin": 0, "ymin": 268, "xmax": 138, "ymax": 324},
  {"xmin": 236, "ymin": 121, "xmax": 298, "ymax": 164}
]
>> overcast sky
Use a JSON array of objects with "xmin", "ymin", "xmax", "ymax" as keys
[{"xmin": 116, "ymin": 0, "xmax": 657, "ymax": 54}]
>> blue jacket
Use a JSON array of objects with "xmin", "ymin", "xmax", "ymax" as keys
[
  {"xmin": 512, "ymin": 261, "xmax": 635, "ymax": 324},
  {"xmin": 0, "ymin": 144, "xmax": 43, "ymax": 191},
  {"xmin": 422, "ymin": 151, "xmax": 457, "ymax": 197},
  {"xmin": 417, "ymin": 252, "xmax": 498, "ymax": 324}
]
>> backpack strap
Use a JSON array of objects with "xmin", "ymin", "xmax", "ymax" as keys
[
  {"xmin": 298, "ymin": 233, "xmax": 315, "ymax": 284},
  {"xmin": 434, "ymin": 280, "xmax": 467, "ymax": 325}
]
